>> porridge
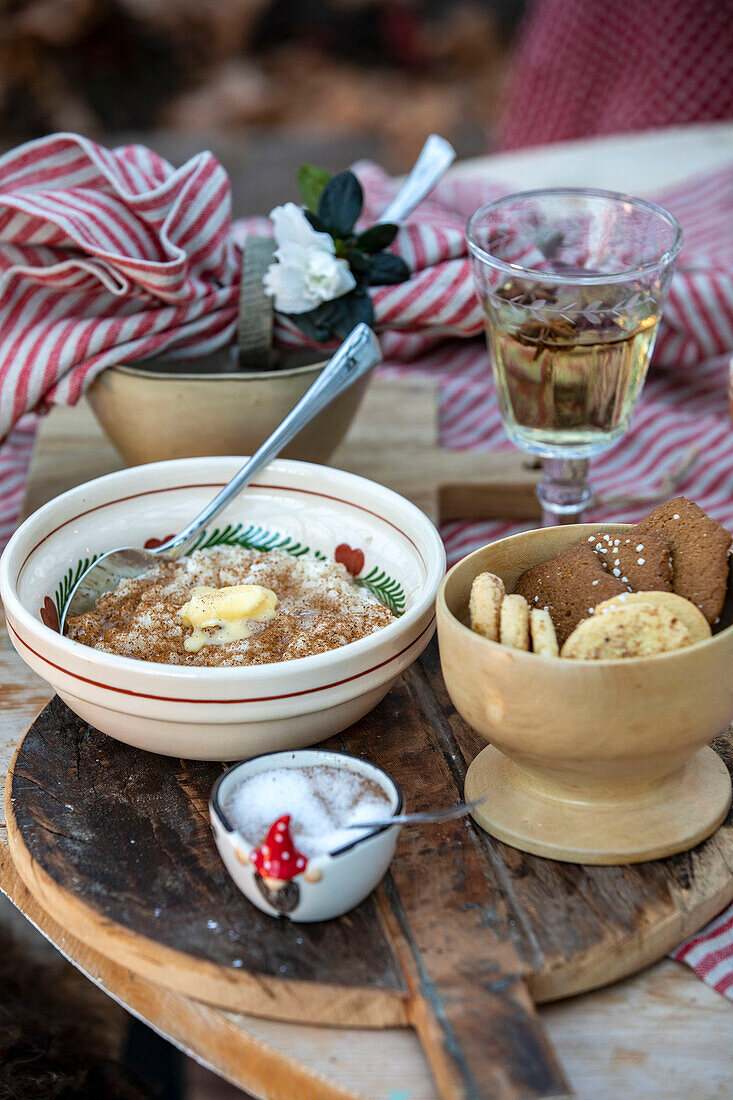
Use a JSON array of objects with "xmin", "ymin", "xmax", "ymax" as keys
[{"xmin": 66, "ymin": 547, "xmax": 394, "ymax": 666}]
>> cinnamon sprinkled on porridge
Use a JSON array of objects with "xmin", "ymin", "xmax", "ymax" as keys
[{"xmin": 66, "ymin": 548, "xmax": 394, "ymax": 666}]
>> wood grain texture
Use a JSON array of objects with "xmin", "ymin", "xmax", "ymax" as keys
[
  {"xmin": 6, "ymin": 695, "xmax": 408, "ymax": 1028},
  {"xmin": 10, "ymin": 641, "xmax": 733, "ymax": 1094},
  {"xmin": 418, "ymin": 642, "xmax": 733, "ymax": 1002},
  {"xmin": 4, "ymin": 839, "xmax": 733, "ymax": 1100},
  {"xmin": 0, "ymin": 852, "xmax": 369, "ymax": 1100},
  {"xmin": 7, "ymin": 675, "xmax": 571, "ymax": 1099},
  {"xmin": 335, "ymin": 663, "xmax": 567, "ymax": 1099}
]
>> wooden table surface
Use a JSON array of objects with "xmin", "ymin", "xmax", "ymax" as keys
[
  {"xmin": 2, "ymin": 124, "xmax": 733, "ymax": 1099},
  {"xmin": 3, "ymin": 395, "xmax": 733, "ymax": 1100}
]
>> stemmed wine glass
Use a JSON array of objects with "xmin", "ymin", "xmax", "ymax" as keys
[{"xmin": 467, "ymin": 188, "xmax": 682, "ymax": 525}]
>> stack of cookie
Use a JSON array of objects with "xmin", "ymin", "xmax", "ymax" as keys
[
  {"xmin": 468, "ymin": 497, "xmax": 732, "ymax": 660},
  {"xmin": 470, "ymin": 572, "xmax": 559, "ymax": 657}
]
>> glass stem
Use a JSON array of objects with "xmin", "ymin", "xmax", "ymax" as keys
[{"xmin": 537, "ymin": 458, "xmax": 593, "ymax": 526}]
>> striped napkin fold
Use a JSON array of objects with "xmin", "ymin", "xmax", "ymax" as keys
[
  {"xmin": 0, "ymin": 135, "xmax": 733, "ymax": 998},
  {"xmin": 0, "ymin": 133, "xmax": 731, "ymax": 447}
]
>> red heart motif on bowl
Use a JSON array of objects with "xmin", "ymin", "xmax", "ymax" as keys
[
  {"xmin": 40, "ymin": 596, "xmax": 59, "ymax": 633},
  {"xmin": 335, "ymin": 544, "xmax": 365, "ymax": 577},
  {"xmin": 144, "ymin": 534, "xmax": 175, "ymax": 549}
]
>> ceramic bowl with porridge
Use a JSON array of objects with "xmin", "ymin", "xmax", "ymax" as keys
[{"xmin": 1, "ymin": 457, "xmax": 445, "ymax": 760}]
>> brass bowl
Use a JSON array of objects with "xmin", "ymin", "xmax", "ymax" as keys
[
  {"xmin": 87, "ymin": 349, "xmax": 368, "ymax": 466},
  {"xmin": 437, "ymin": 524, "xmax": 733, "ymax": 864}
]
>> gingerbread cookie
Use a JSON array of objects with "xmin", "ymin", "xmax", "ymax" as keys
[
  {"xmin": 636, "ymin": 497, "xmax": 731, "ymax": 624},
  {"xmin": 515, "ymin": 542, "xmax": 627, "ymax": 645},
  {"xmin": 596, "ymin": 591, "xmax": 711, "ymax": 645},
  {"xmin": 469, "ymin": 571, "xmax": 505, "ymax": 641},
  {"xmin": 561, "ymin": 602, "xmax": 692, "ymax": 660},
  {"xmin": 500, "ymin": 594, "xmax": 530, "ymax": 650},
  {"xmin": 587, "ymin": 530, "xmax": 673, "ymax": 592},
  {"xmin": 529, "ymin": 607, "xmax": 559, "ymax": 657}
]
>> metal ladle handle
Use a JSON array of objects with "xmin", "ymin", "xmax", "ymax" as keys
[
  {"xmin": 157, "ymin": 324, "xmax": 382, "ymax": 559},
  {"xmin": 379, "ymin": 134, "xmax": 456, "ymax": 223}
]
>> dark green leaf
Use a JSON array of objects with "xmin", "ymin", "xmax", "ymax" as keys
[
  {"xmin": 357, "ymin": 223, "xmax": 398, "ymax": 253},
  {"xmin": 367, "ymin": 252, "xmax": 410, "ymax": 285},
  {"xmin": 318, "ymin": 171, "xmax": 363, "ymax": 237},
  {"xmin": 334, "ymin": 289, "xmax": 374, "ymax": 338},
  {"xmin": 324, "ymin": 293, "xmax": 372, "ymax": 341},
  {"xmin": 288, "ymin": 289, "xmax": 374, "ymax": 343},
  {"xmin": 298, "ymin": 164, "xmax": 332, "ymax": 211},
  {"xmin": 344, "ymin": 248, "xmax": 371, "ymax": 276},
  {"xmin": 303, "ymin": 209, "xmax": 329, "ymax": 234},
  {"xmin": 288, "ymin": 302, "xmax": 335, "ymax": 344}
]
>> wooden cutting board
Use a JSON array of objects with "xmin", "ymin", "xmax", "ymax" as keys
[
  {"xmin": 23, "ymin": 377, "xmax": 543, "ymax": 525},
  {"xmin": 8, "ymin": 654, "xmax": 733, "ymax": 1100}
]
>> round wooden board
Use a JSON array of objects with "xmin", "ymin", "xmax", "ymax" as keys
[
  {"xmin": 8, "ymin": 649, "xmax": 733, "ymax": 1022},
  {"xmin": 5, "ymin": 697, "xmax": 409, "ymax": 1029}
]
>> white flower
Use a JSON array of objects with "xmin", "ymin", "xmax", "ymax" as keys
[{"xmin": 263, "ymin": 203, "xmax": 356, "ymax": 314}]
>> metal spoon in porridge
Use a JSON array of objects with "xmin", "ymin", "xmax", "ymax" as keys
[
  {"xmin": 61, "ymin": 323, "xmax": 381, "ymax": 629},
  {"xmin": 61, "ymin": 135, "xmax": 456, "ymax": 630}
]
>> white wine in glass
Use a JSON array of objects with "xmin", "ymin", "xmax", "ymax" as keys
[{"xmin": 467, "ymin": 190, "xmax": 682, "ymax": 524}]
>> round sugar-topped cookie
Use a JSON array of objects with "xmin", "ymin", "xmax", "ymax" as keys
[
  {"xmin": 561, "ymin": 602, "xmax": 692, "ymax": 660},
  {"xmin": 595, "ymin": 590, "xmax": 711, "ymax": 645}
]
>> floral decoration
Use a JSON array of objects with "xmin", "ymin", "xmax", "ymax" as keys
[
  {"xmin": 144, "ymin": 534, "xmax": 175, "ymax": 549},
  {"xmin": 263, "ymin": 164, "xmax": 410, "ymax": 341},
  {"xmin": 40, "ymin": 596, "xmax": 59, "ymax": 633}
]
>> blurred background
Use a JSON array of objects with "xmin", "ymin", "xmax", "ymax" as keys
[
  {"xmin": 0, "ymin": 0, "xmax": 523, "ymax": 155},
  {"xmin": 0, "ymin": 0, "xmax": 525, "ymax": 208},
  {"xmin": 0, "ymin": 2, "xmax": 731, "ymax": 1099},
  {"xmin": 2, "ymin": 0, "xmax": 731, "ymax": 210}
]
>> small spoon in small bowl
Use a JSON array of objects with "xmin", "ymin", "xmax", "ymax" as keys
[
  {"xmin": 60, "ymin": 323, "xmax": 381, "ymax": 630},
  {"xmin": 343, "ymin": 798, "xmax": 486, "ymax": 831}
]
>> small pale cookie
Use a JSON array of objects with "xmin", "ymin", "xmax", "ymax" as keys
[
  {"xmin": 530, "ymin": 607, "xmax": 559, "ymax": 657},
  {"xmin": 469, "ymin": 571, "xmax": 505, "ymax": 641},
  {"xmin": 500, "ymin": 593, "xmax": 530, "ymax": 651},
  {"xmin": 595, "ymin": 591, "xmax": 711, "ymax": 645},
  {"xmin": 561, "ymin": 602, "xmax": 692, "ymax": 660}
]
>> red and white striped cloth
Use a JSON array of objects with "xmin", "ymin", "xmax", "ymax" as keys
[{"xmin": 0, "ymin": 136, "xmax": 733, "ymax": 995}]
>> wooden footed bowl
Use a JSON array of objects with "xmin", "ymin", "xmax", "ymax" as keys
[
  {"xmin": 437, "ymin": 524, "xmax": 733, "ymax": 865},
  {"xmin": 87, "ymin": 352, "xmax": 368, "ymax": 466}
]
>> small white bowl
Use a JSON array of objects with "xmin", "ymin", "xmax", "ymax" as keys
[
  {"xmin": 0, "ymin": 456, "xmax": 445, "ymax": 760},
  {"xmin": 210, "ymin": 749, "xmax": 402, "ymax": 922}
]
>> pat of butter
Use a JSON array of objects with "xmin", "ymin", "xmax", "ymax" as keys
[{"xmin": 179, "ymin": 584, "xmax": 278, "ymax": 653}]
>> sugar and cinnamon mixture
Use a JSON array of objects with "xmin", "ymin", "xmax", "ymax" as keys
[
  {"xmin": 66, "ymin": 547, "xmax": 394, "ymax": 666},
  {"xmin": 225, "ymin": 763, "xmax": 393, "ymax": 857}
]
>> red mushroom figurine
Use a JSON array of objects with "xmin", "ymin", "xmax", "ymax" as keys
[{"xmin": 250, "ymin": 815, "xmax": 308, "ymax": 888}]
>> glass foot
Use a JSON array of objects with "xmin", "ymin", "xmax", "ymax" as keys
[{"xmin": 537, "ymin": 458, "xmax": 593, "ymax": 526}]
